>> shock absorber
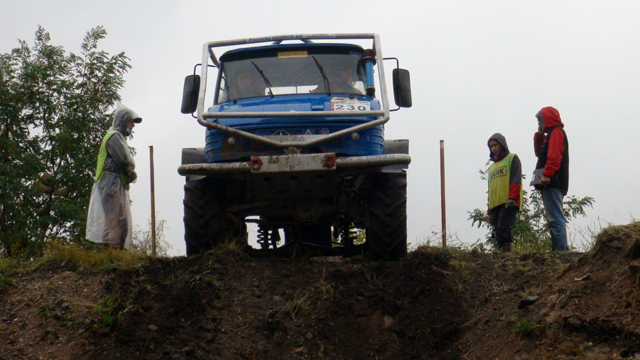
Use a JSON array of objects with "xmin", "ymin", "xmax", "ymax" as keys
[{"xmin": 270, "ymin": 228, "xmax": 281, "ymax": 249}]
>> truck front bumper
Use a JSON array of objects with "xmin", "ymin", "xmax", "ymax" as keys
[{"xmin": 177, "ymin": 153, "xmax": 411, "ymax": 176}]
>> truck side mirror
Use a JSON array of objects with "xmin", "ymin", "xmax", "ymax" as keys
[
  {"xmin": 181, "ymin": 75, "xmax": 200, "ymax": 114},
  {"xmin": 392, "ymin": 69, "xmax": 412, "ymax": 108}
]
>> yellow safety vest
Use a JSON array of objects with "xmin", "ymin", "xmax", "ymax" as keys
[
  {"xmin": 488, "ymin": 153, "xmax": 521, "ymax": 209},
  {"xmin": 94, "ymin": 130, "xmax": 128, "ymax": 184}
]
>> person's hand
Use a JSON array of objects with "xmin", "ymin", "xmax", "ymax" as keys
[
  {"xmin": 505, "ymin": 199, "xmax": 517, "ymax": 209},
  {"xmin": 537, "ymin": 116, "xmax": 545, "ymax": 134},
  {"xmin": 540, "ymin": 175, "xmax": 550, "ymax": 185},
  {"xmin": 127, "ymin": 170, "xmax": 137, "ymax": 184}
]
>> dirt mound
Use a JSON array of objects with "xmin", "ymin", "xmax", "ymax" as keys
[
  {"xmin": 459, "ymin": 223, "xmax": 640, "ymax": 360},
  {"xmin": 529, "ymin": 223, "xmax": 640, "ymax": 358},
  {"xmin": 0, "ymin": 224, "xmax": 639, "ymax": 359}
]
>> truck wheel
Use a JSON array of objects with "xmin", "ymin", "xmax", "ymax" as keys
[
  {"xmin": 183, "ymin": 177, "xmax": 245, "ymax": 256},
  {"xmin": 367, "ymin": 172, "xmax": 407, "ymax": 260}
]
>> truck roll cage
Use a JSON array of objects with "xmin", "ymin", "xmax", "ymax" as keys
[{"xmin": 187, "ymin": 33, "xmax": 404, "ymax": 151}]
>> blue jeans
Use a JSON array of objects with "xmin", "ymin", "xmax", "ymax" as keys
[{"xmin": 540, "ymin": 187, "xmax": 568, "ymax": 251}]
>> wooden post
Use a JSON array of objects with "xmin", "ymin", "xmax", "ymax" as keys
[
  {"xmin": 149, "ymin": 146, "xmax": 156, "ymax": 256},
  {"xmin": 440, "ymin": 140, "xmax": 447, "ymax": 247}
]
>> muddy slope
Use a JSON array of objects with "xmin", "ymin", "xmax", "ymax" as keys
[{"xmin": 0, "ymin": 223, "xmax": 639, "ymax": 359}]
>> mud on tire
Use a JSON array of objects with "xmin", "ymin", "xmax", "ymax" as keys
[
  {"xmin": 367, "ymin": 172, "xmax": 408, "ymax": 260},
  {"xmin": 183, "ymin": 177, "xmax": 245, "ymax": 256}
]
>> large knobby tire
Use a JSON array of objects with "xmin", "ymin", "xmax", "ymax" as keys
[
  {"xmin": 183, "ymin": 177, "xmax": 245, "ymax": 256},
  {"xmin": 367, "ymin": 172, "xmax": 408, "ymax": 260}
]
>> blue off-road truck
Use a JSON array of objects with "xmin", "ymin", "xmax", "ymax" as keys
[{"xmin": 179, "ymin": 33, "xmax": 412, "ymax": 260}]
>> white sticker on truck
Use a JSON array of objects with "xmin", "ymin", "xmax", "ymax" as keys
[
  {"xmin": 330, "ymin": 99, "xmax": 371, "ymax": 111},
  {"xmin": 277, "ymin": 51, "xmax": 308, "ymax": 58}
]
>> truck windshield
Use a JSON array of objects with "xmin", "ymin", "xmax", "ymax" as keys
[{"xmin": 216, "ymin": 51, "xmax": 366, "ymax": 103}]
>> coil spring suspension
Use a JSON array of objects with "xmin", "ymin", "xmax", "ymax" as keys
[
  {"xmin": 257, "ymin": 225, "xmax": 281, "ymax": 250},
  {"xmin": 339, "ymin": 222, "xmax": 357, "ymax": 248},
  {"xmin": 257, "ymin": 226, "xmax": 269, "ymax": 250}
]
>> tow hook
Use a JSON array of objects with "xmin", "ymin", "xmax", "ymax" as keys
[
  {"xmin": 250, "ymin": 157, "xmax": 263, "ymax": 171},
  {"xmin": 323, "ymin": 154, "xmax": 336, "ymax": 168}
]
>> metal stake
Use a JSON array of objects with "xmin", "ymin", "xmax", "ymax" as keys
[
  {"xmin": 149, "ymin": 146, "xmax": 156, "ymax": 256},
  {"xmin": 440, "ymin": 140, "xmax": 447, "ymax": 247}
]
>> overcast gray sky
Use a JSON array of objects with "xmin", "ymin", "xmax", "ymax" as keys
[{"xmin": 3, "ymin": 1, "xmax": 639, "ymax": 255}]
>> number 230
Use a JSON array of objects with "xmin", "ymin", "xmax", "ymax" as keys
[{"xmin": 334, "ymin": 104, "xmax": 366, "ymax": 111}]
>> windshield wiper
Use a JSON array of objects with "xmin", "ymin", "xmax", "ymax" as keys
[
  {"xmin": 251, "ymin": 61, "xmax": 274, "ymax": 98},
  {"xmin": 312, "ymin": 56, "xmax": 331, "ymax": 94}
]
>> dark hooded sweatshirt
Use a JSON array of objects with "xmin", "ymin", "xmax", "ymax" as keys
[
  {"xmin": 487, "ymin": 133, "xmax": 522, "ymax": 208},
  {"xmin": 533, "ymin": 107, "xmax": 569, "ymax": 194}
]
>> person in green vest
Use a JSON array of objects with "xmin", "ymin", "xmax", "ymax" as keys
[
  {"xmin": 487, "ymin": 133, "xmax": 522, "ymax": 253},
  {"xmin": 86, "ymin": 103, "xmax": 142, "ymax": 249}
]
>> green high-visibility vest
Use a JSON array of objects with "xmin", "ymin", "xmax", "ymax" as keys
[
  {"xmin": 488, "ymin": 153, "xmax": 522, "ymax": 209},
  {"xmin": 94, "ymin": 130, "xmax": 128, "ymax": 184}
]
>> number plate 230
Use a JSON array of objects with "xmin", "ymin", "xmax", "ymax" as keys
[{"xmin": 330, "ymin": 100, "xmax": 370, "ymax": 111}]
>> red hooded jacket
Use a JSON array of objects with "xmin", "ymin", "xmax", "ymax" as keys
[{"xmin": 533, "ymin": 107, "xmax": 569, "ymax": 193}]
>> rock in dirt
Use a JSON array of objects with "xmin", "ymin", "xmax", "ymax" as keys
[
  {"xmin": 574, "ymin": 274, "xmax": 591, "ymax": 281},
  {"xmin": 566, "ymin": 316, "xmax": 582, "ymax": 326},
  {"xmin": 518, "ymin": 296, "xmax": 540, "ymax": 310},
  {"xmin": 610, "ymin": 240, "xmax": 623, "ymax": 249}
]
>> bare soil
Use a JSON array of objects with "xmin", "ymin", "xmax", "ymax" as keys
[{"xmin": 1, "ymin": 223, "xmax": 640, "ymax": 359}]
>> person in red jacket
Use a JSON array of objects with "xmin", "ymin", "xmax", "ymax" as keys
[{"xmin": 533, "ymin": 106, "xmax": 569, "ymax": 251}]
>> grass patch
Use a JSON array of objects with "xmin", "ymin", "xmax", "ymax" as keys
[
  {"xmin": 38, "ymin": 303, "xmax": 55, "ymax": 318},
  {"xmin": 63, "ymin": 306, "xmax": 88, "ymax": 329},
  {"xmin": 595, "ymin": 221, "xmax": 640, "ymax": 248},
  {"xmin": 0, "ymin": 241, "xmax": 153, "ymax": 275},
  {"xmin": 0, "ymin": 256, "xmax": 35, "ymax": 277},
  {"xmin": 285, "ymin": 290, "xmax": 311, "ymax": 320},
  {"xmin": 95, "ymin": 295, "xmax": 119, "ymax": 329},
  {"xmin": 41, "ymin": 242, "xmax": 151, "ymax": 271},
  {"xmin": 449, "ymin": 260, "xmax": 470, "ymax": 270},
  {"xmin": 511, "ymin": 316, "xmax": 538, "ymax": 336},
  {"xmin": 188, "ymin": 270, "xmax": 220, "ymax": 289},
  {"xmin": 0, "ymin": 275, "xmax": 13, "ymax": 287}
]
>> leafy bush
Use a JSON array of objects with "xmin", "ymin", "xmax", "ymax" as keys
[
  {"xmin": 0, "ymin": 26, "xmax": 130, "ymax": 257},
  {"xmin": 132, "ymin": 217, "xmax": 173, "ymax": 256},
  {"xmin": 468, "ymin": 169, "xmax": 594, "ymax": 252}
]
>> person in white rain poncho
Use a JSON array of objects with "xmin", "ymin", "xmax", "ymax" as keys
[{"xmin": 86, "ymin": 103, "xmax": 142, "ymax": 249}]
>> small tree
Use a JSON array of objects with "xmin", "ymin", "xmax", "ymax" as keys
[
  {"xmin": 0, "ymin": 26, "xmax": 130, "ymax": 257},
  {"xmin": 468, "ymin": 169, "xmax": 594, "ymax": 251}
]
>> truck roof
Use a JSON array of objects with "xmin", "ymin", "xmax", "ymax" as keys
[{"xmin": 219, "ymin": 43, "xmax": 365, "ymax": 62}]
